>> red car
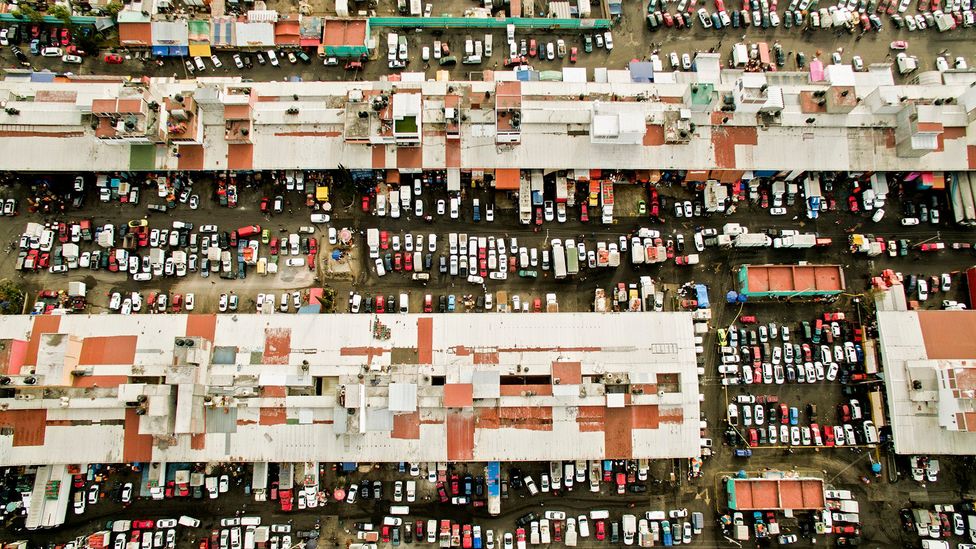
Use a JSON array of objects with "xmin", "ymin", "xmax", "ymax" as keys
[
  {"xmin": 229, "ymin": 231, "xmax": 238, "ymax": 247},
  {"xmin": 503, "ymin": 56, "xmax": 527, "ymax": 68},
  {"xmin": 748, "ymin": 428, "xmax": 758, "ymax": 447},
  {"xmin": 615, "ymin": 473, "xmax": 626, "ymax": 494},
  {"xmin": 740, "ymin": 315, "xmax": 757, "ymax": 324},
  {"xmin": 280, "ymin": 489, "xmax": 293, "ymax": 511},
  {"xmin": 362, "ymin": 194, "xmax": 370, "ymax": 212},
  {"xmin": 132, "ymin": 520, "xmax": 155, "ymax": 530},
  {"xmin": 58, "ymin": 222, "xmax": 68, "ymax": 243},
  {"xmin": 436, "ymin": 482, "xmax": 448, "ymax": 502},
  {"xmin": 529, "ymin": 39, "xmax": 537, "ymax": 57},
  {"xmin": 663, "ymin": 11, "xmax": 674, "ymax": 26},
  {"xmin": 416, "ymin": 520, "xmax": 425, "ymax": 539},
  {"xmin": 269, "ymin": 238, "xmax": 279, "ymax": 255},
  {"xmin": 404, "ymin": 252, "xmax": 413, "ymax": 272},
  {"xmin": 344, "ymin": 61, "xmax": 363, "ymax": 71},
  {"xmin": 847, "ymin": 195, "xmax": 859, "ymax": 212},
  {"xmin": 838, "ymin": 404, "xmax": 851, "ymax": 423},
  {"xmin": 580, "ymin": 203, "xmax": 589, "ymax": 222},
  {"xmin": 462, "ymin": 525, "xmax": 473, "ymax": 549},
  {"xmin": 260, "ymin": 196, "xmax": 269, "ymax": 213},
  {"xmin": 380, "ymin": 231, "xmax": 389, "ymax": 249},
  {"xmin": 104, "ymin": 54, "xmax": 124, "ymax": 64},
  {"xmin": 308, "ymin": 237, "xmax": 318, "ymax": 256},
  {"xmin": 424, "ymin": 294, "xmax": 432, "ymax": 313},
  {"xmin": 823, "ymin": 425, "xmax": 835, "ymax": 446},
  {"xmin": 553, "ymin": 521, "xmax": 562, "ymax": 542},
  {"xmin": 60, "ymin": 28, "xmax": 70, "ymax": 46},
  {"xmin": 376, "ymin": 295, "xmax": 386, "ymax": 313},
  {"xmin": 381, "ymin": 526, "xmax": 391, "ymax": 543},
  {"xmin": 535, "ymin": 207, "xmax": 543, "ymax": 225},
  {"xmin": 394, "ymin": 253, "xmax": 402, "ymax": 271},
  {"xmin": 569, "ymin": 47, "xmax": 578, "ymax": 63},
  {"xmin": 595, "ymin": 521, "xmax": 606, "ymax": 541},
  {"xmin": 270, "ymin": 481, "xmax": 279, "ymax": 501},
  {"xmin": 780, "ymin": 404, "xmax": 789, "ymax": 424}
]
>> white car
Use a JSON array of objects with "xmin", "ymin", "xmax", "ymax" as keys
[
  {"xmin": 185, "ymin": 293, "xmax": 195, "ymax": 311},
  {"xmin": 41, "ymin": 47, "xmax": 64, "ymax": 57},
  {"xmin": 698, "ymin": 8, "xmax": 714, "ymax": 27},
  {"xmin": 62, "ymin": 54, "xmax": 83, "ymax": 64},
  {"xmin": 603, "ymin": 31, "xmax": 614, "ymax": 50}
]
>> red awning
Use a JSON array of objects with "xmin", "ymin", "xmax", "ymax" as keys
[{"xmin": 495, "ymin": 168, "xmax": 520, "ymax": 190}]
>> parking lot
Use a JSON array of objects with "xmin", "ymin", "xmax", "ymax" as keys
[{"xmin": 3, "ymin": 167, "xmax": 976, "ymax": 546}]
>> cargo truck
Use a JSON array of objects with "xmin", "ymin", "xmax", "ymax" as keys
[
  {"xmin": 367, "ymin": 228, "xmax": 380, "ymax": 258},
  {"xmin": 734, "ymin": 233, "xmax": 773, "ymax": 248}
]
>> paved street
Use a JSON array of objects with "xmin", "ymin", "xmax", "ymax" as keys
[{"xmin": 2, "ymin": 4, "xmax": 973, "ymax": 83}]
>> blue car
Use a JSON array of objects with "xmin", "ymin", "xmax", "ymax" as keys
[
  {"xmin": 447, "ymin": 294, "xmax": 456, "ymax": 312},
  {"xmin": 30, "ymin": 39, "xmax": 40, "ymax": 55},
  {"xmin": 789, "ymin": 407, "xmax": 799, "ymax": 426}
]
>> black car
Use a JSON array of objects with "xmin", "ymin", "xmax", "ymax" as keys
[
  {"xmin": 387, "ymin": 295, "xmax": 395, "ymax": 314},
  {"xmin": 242, "ymin": 54, "xmax": 253, "ymax": 69},
  {"xmin": 627, "ymin": 484, "xmax": 647, "ymax": 493},
  {"xmin": 438, "ymin": 295, "xmax": 446, "ymax": 313},
  {"xmin": 516, "ymin": 512, "xmax": 538, "ymax": 528},
  {"xmin": 296, "ymin": 51, "xmax": 312, "ymax": 64},
  {"xmin": 359, "ymin": 480, "xmax": 371, "ymax": 499},
  {"xmin": 508, "ymin": 468, "xmax": 523, "ymax": 489},
  {"xmin": 8, "ymin": 24, "xmax": 20, "ymax": 44}
]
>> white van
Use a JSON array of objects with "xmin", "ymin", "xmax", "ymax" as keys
[
  {"xmin": 179, "ymin": 516, "xmax": 201, "ymax": 528},
  {"xmin": 399, "ymin": 293, "xmax": 409, "ymax": 313},
  {"xmin": 376, "ymin": 194, "xmax": 387, "ymax": 217},
  {"xmin": 449, "ymin": 233, "xmax": 458, "ymax": 254},
  {"xmin": 589, "ymin": 510, "xmax": 610, "ymax": 520},
  {"xmin": 389, "ymin": 506, "xmax": 411, "ymax": 515}
]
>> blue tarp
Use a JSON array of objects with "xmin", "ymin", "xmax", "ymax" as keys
[
  {"xmin": 695, "ymin": 284, "xmax": 710, "ymax": 309},
  {"xmin": 340, "ymin": 462, "xmax": 357, "ymax": 472},
  {"xmin": 152, "ymin": 45, "xmax": 188, "ymax": 57},
  {"xmin": 628, "ymin": 61, "xmax": 654, "ymax": 83}
]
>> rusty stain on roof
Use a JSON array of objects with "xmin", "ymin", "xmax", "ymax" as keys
[
  {"xmin": 659, "ymin": 407, "xmax": 685, "ymax": 425},
  {"xmin": 576, "ymin": 406, "xmax": 606, "ymax": 432},
  {"xmin": 499, "ymin": 384, "xmax": 553, "ymax": 397},
  {"xmin": 472, "ymin": 352, "xmax": 499, "ymax": 365},
  {"xmin": 263, "ymin": 327, "xmax": 291, "ymax": 365},
  {"xmin": 261, "ymin": 386, "xmax": 287, "ymax": 398},
  {"xmin": 918, "ymin": 311, "xmax": 976, "ymax": 359},
  {"xmin": 392, "ymin": 412, "xmax": 421, "ymax": 439},
  {"xmin": 712, "ymin": 126, "xmax": 758, "ymax": 170},
  {"xmin": 79, "ymin": 336, "xmax": 138, "ymax": 365},
  {"xmin": 190, "ymin": 433, "xmax": 206, "ymax": 451}
]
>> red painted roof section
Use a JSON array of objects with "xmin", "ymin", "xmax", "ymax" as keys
[
  {"xmin": 260, "ymin": 407, "xmax": 287, "ymax": 425},
  {"xmin": 123, "ymin": 408, "xmax": 154, "ymax": 462},
  {"xmin": 0, "ymin": 339, "xmax": 27, "ymax": 375},
  {"xmin": 918, "ymin": 310, "xmax": 976, "ymax": 359},
  {"xmin": 178, "ymin": 145, "xmax": 205, "ymax": 170},
  {"xmin": 263, "ymin": 327, "xmax": 291, "ymax": 365},
  {"xmin": 227, "ymin": 144, "xmax": 254, "ymax": 170},
  {"xmin": 631, "ymin": 404, "xmax": 660, "ymax": 429},
  {"xmin": 446, "ymin": 412, "xmax": 475, "ymax": 461},
  {"xmin": 444, "ymin": 384, "xmax": 473, "ymax": 407},
  {"xmin": 79, "ymin": 336, "xmax": 137, "ymax": 365},
  {"xmin": 73, "ymin": 375, "xmax": 128, "ymax": 388},
  {"xmin": 576, "ymin": 406, "xmax": 606, "ymax": 432},
  {"xmin": 372, "ymin": 145, "xmax": 386, "ymax": 169},
  {"xmin": 552, "ymin": 361, "xmax": 582, "ymax": 385},
  {"xmin": 0, "ymin": 410, "xmax": 46, "ymax": 447},
  {"xmin": 397, "ymin": 147, "xmax": 422, "ymax": 170},
  {"xmin": 604, "ymin": 406, "xmax": 633, "ymax": 459},
  {"xmin": 417, "ymin": 317, "xmax": 433, "ymax": 364},
  {"xmin": 732, "ymin": 478, "xmax": 825, "ymax": 510},
  {"xmin": 392, "ymin": 411, "xmax": 421, "ymax": 439},
  {"xmin": 25, "ymin": 315, "xmax": 60, "ymax": 366},
  {"xmin": 186, "ymin": 314, "xmax": 217, "ymax": 342}
]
